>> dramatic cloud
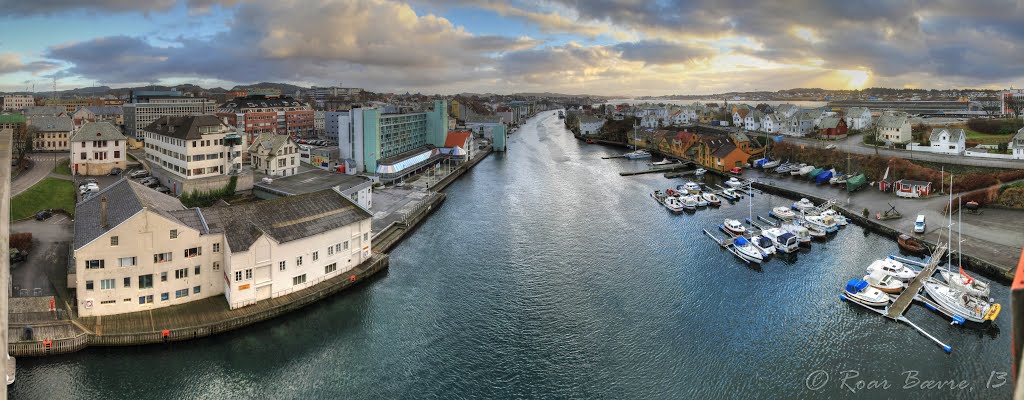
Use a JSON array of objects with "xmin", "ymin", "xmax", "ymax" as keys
[
  {"xmin": 2, "ymin": 0, "xmax": 238, "ymax": 15},
  {"xmin": 613, "ymin": 40, "xmax": 711, "ymax": 66},
  {"xmin": 0, "ymin": 53, "xmax": 59, "ymax": 75}
]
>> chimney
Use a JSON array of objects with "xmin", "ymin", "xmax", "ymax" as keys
[{"xmin": 101, "ymin": 196, "xmax": 108, "ymax": 229}]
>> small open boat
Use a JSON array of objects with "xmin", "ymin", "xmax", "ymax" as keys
[
  {"xmin": 720, "ymin": 188, "xmax": 739, "ymax": 200},
  {"xmin": 843, "ymin": 279, "xmax": 891, "ymax": 307},
  {"xmin": 897, "ymin": 234, "xmax": 926, "ymax": 255}
]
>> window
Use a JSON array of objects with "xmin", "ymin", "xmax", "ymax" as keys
[
  {"xmin": 110, "ymin": 236, "xmax": 119, "ymax": 246},
  {"xmin": 245, "ymin": 269, "xmax": 252, "ymax": 279},
  {"xmin": 119, "ymin": 257, "xmax": 136, "ymax": 267},
  {"xmin": 100, "ymin": 300, "xmax": 116, "ymax": 305},
  {"xmin": 335, "ymin": 244, "xmax": 341, "ymax": 253},
  {"xmin": 124, "ymin": 277, "xmax": 131, "ymax": 288},
  {"xmin": 194, "ymin": 265, "xmax": 200, "ymax": 275},
  {"xmin": 213, "ymin": 262, "xmax": 220, "ymax": 271},
  {"xmin": 86, "ymin": 280, "xmax": 94, "ymax": 290},
  {"xmin": 328, "ymin": 246, "xmax": 334, "ymax": 256},
  {"xmin": 279, "ymin": 261, "xmax": 286, "ymax": 271},
  {"xmin": 234, "ymin": 271, "xmax": 243, "ymax": 281},
  {"xmin": 325, "ymin": 263, "xmax": 337, "ymax": 274},
  {"xmin": 175, "ymin": 289, "xmax": 189, "ymax": 298},
  {"xmin": 139, "ymin": 274, "xmax": 153, "ymax": 288},
  {"xmin": 114, "ymin": 150, "xmax": 120, "ymax": 158},
  {"xmin": 363, "ymin": 233, "xmax": 369, "ymax": 242},
  {"xmin": 343, "ymin": 241, "xmax": 349, "ymax": 250},
  {"xmin": 292, "ymin": 274, "xmax": 307, "ymax": 286},
  {"xmin": 175, "ymin": 268, "xmax": 188, "ymax": 279},
  {"xmin": 312, "ymin": 251, "xmax": 319, "ymax": 261},
  {"xmin": 170, "ymin": 229, "xmax": 178, "ymax": 239},
  {"xmin": 80, "ymin": 152, "xmax": 87, "ymax": 160},
  {"xmin": 161, "ymin": 272, "xmax": 168, "ymax": 282},
  {"xmin": 86, "ymin": 259, "xmax": 105, "ymax": 269},
  {"xmin": 100, "ymin": 279, "xmax": 115, "ymax": 290},
  {"xmin": 138, "ymin": 295, "xmax": 153, "ymax": 304},
  {"xmin": 213, "ymin": 243, "xmax": 220, "ymax": 252},
  {"xmin": 184, "ymin": 247, "xmax": 201, "ymax": 258},
  {"xmin": 193, "ymin": 286, "xmax": 201, "ymax": 294},
  {"xmin": 161, "ymin": 292, "xmax": 169, "ymax": 301},
  {"xmin": 296, "ymin": 256, "xmax": 303, "ymax": 266},
  {"xmin": 154, "ymin": 252, "xmax": 172, "ymax": 263}
]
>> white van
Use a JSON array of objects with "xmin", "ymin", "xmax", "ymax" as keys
[{"xmin": 914, "ymin": 215, "xmax": 926, "ymax": 233}]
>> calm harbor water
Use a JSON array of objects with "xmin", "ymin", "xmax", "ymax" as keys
[{"xmin": 12, "ymin": 111, "xmax": 1010, "ymax": 399}]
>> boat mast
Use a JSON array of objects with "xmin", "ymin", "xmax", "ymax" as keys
[
  {"xmin": 958, "ymin": 195, "xmax": 962, "ymax": 268},
  {"xmin": 947, "ymin": 174, "xmax": 954, "ymax": 274}
]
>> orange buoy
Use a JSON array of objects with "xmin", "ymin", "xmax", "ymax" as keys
[
  {"xmin": 349, "ymin": 275, "xmax": 357, "ymax": 282},
  {"xmin": 161, "ymin": 329, "xmax": 170, "ymax": 338}
]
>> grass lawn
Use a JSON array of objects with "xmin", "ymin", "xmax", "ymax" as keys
[
  {"xmin": 964, "ymin": 129, "xmax": 1013, "ymax": 145},
  {"xmin": 11, "ymin": 178, "xmax": 76, "ymax": 220},
  {"xmin": 53, "ymin": 158, "xmax": 71, "ymax": 175}
]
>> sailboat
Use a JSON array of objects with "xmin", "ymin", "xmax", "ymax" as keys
[
  {"xmin": 938, "ymin": 194, "xmax": 990, "ymax": 297},
  {"xmin": 730, "ymin": 237, "xmax": 764, "ymax": 264}
]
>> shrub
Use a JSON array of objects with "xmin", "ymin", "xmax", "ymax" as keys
[
  {"xmin": 180, "ymin": 176, "xmax": 237, "ymax": 208},
  {"xmin": 862, "ymin": 208, "xmax": 869, "ymax": 217},
  {"xmin": 9, "ymin": 232, "xmax": 32, "ymax": 252},
  {"xmin": 998, "ymin": 187, "xmax": 1024, "ymax": 208}
]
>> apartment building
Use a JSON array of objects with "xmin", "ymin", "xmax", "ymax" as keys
[
  {"xmin": 1, "ymin": 95, "xmax": 34, "ymax": 111},
  {"xmin": 72, "ymin": 179, "xmax": 372, "ymax": 317},
  {"xmin": 70, "ymin": 122, "xmax": 127, "ymax": 175},
  {"xmin": 217, "ymin": 95, "xmax": 314, "ymax": 144},
  {"xmin": 141, "ymin": 115, "xmax": 243, "ymax": 193},
  {"xmin": 28, "ymin": 116, "xmax": 73, "ymax": 152},
  {"xmin": 123, "ymin": 92, "xmax": 216, "ymax": 138},
  {"xmin": 326, "ymin": 100, "xmax": 448, "ymax": 175},
  {"xmin": 248, "ymin": 133, "xmax": 299, "ymax": 177}
]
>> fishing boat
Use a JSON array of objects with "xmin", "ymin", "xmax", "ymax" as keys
[
  {"xmin": 865, "ymin": 258, "xmax": 917, "ymax": 282},
  {"xmin": 694, "ymin": 168, "xmax": 706, "ymax": 176},
  {"xmin": 683, "ymin": 181, "xmax": 702, "ymax": 194},
  {"xmin": 723, "ymin": 219, "xmax": 746, "ymax": 235},
  {"xmin": 820, "ymin": 209, "xmax": 848, "ymax": 226},
  {"xmin": 923, "ymin": 278, "xmax": 1000, "ymax": 323},
  {"xmin": 795, "ymin": 165, "xmax": 815, "ymax": 176},
  {"xmin": 781, "ymin": 223, "xmax": 811, "ymax": 246},
  {"xmin": 863, "ymin": 270, "xmax": 905, "ymax": 294},
  {"xmin": 804, "ymin": 215, "xmax": 838, "ymax": 233},
  {"xmin": 897, "ymin": 234, "xmax": 927, "ymax": 255},
  {"xmin": 725, "ymin": 177, "xmax": 744, "ymax": 188},
  {"xmin": 750, "ymin": 234, "xmax": 777, "ymax": 256},
  {"xmin": 761, "ymin": 227, "xmax": 798, "ymax": 253},
  {"xmin": 762, "ymin": 159, "xmax": 781, "ymax": 169},
  {"xmin": 731, "ymin": 237, "xmax": 764, "ymax": 264},
  {"xmin": 770, "ymin": 206, "xmax": 796, "ymax": 220},
  {"xmin": 680, "ymin": 195, "xmax": 698, "ymax": 211},
  {"xmin": 843, "ymin": 279, "xmax": 891, "ymax": 307},
  {"xmin": 624, "ymin": 149, "xmax": 652, "ymax": 159},
  {"xmin": 939, "ymin": 267, "xmax": 991, "ymax": 298},
  {"xmin": 701, "ymin": 192, "xmax": 721, "ymax": 206},
  {"xmin": 662, "ymin": 195, "xmax": 686, "ymax": 213},
  {"xmin": 792, "ymin": 198, "xmax": 815, "ymax": 212}
]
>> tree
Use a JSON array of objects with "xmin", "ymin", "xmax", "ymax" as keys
[
  {"xmin": 1006, "ymin": 95, "xmax": 1023, "ymax": 117},
  {"xmin": 14, "ymin": 126, "xmax": 35, "ymax": 163}
]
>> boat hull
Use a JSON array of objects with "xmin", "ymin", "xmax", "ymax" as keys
[{"xmin": 842, "ymin": 291, "xmax": 890, "ymax": 307}]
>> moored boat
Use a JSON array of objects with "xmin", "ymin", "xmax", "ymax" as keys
[
  {"xmin": 683, "ymin": 181, "xmax": 702, "ymax": 194},
  {"xmin": 842, "ymin": 279, "xmax": 891, "ymax": 307},
  {"xmin": 762, "ymin": 227, "xmax": 798, "ymax": 253},
  {"xmin": 723, "ymin": 219, "xmax": 746, "ymax": 235},
  {"xmin": 865, "ymin": 258, "xmax": 916, "ymax": 282},
  {"xmin": 781, "ymin": 223, "xmax": 811, "ymax": 246},
  {"xmin": 762, "ymin": 159, "xmax": 781, "ymax": 169},
  {"xmin": 731, "ymin": 237, "xmax": 764, "ymax": 264},
  {"xmin": 750, "ymin": 234, "xmax": 776, "ymax": 256},
  {"xmin": 820, "ymin": 209, "xmax": 848, "ymax": 226},
  {"xmin": 775, "ymin": 163, "xmax": 795, "ymax": 173},
  {"xmin": 863, "ymin": 270, "xmax": 905, "ymax": 294},
  {"xmin": 896, "ymin": 234, "xmax": 926, "ymax": 255},
  {"xmin": 694, "ymin": 167, "xmax": 707, "ymax": 176},
  {"xmin": 939, "ymin": 267, "xmax": 990, "ymax": 298},
  {"xmin": 792, "ymin": 198, "xmax": 815, "ymax": 212},
  {"xmin": 923, "ymin": 278, "xmax": 1000, "ymax": 323},
  {"xmin": 680, "ymin": 195, "xmax": 698, "ymax": 211},
  {"xmin": 651, "ymin": 158, "xmax": 676, "ymax": 166},
  {"xmin": 662, "ymin": 195, "xmax": 685, "ymax": 213},
  {"xmin": 725, "ymin": 177, "xmax": 744, "ymax": 188},
  {"xmin": 624, "ymin": 149, "xmax": 652, "ymax": 159},
  {"xmin": 701, "ymin": 192, "xmax": 721, "ymax": 206},
  {"xmin": 720, "ymin": 188, "xmax": 739, "ymax": 200},
  {"xmin": 804, "ymin": 214, "xmax": 838, "ymax": 233},
  {"xmin": 770, "ymin": 206, "xmax": 796, "ymax": 220}
]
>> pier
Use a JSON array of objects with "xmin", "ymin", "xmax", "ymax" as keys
[
  {"xmin": 886, "ymin": 244, "xmax": 947, "ymax": 319},
  {"xmin": 619, "ymin": 163, "xmax": 691, "ymax": 176}
]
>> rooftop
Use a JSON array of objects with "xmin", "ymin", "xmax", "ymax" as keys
[
  {"xmin": 253, "ymin": 168, "xmax": 372, "ymax": 197},
  {"xmin": 72, "ymin": 122, "xmax": 127, "ymax": 142},
  {"xmin": 28, "ymin": 116, "xmax": 72, "ymax": 132},
  {"xmin": 143, "ymin": 115, "xmax": 230, "ymax": 140},
  {"xmin": 220, "ymin": 95, "xmax": 309, "ymax": 111},
  {"xmin": 74, "ymin": 179, "xmax": 186, "ymax": 250}
]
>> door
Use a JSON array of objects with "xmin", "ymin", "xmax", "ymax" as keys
[{"xmin": 256, "ymin": 284, "xmax": 272, "ymax": 301}]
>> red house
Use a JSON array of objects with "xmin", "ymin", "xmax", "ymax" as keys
[
  {"xmin": 817, "ymin": 117, "xmax": 848, "ymax": 140},
  {"xmin": 895, "ymin": 179, "xmax": 932, "ymax": 198}
]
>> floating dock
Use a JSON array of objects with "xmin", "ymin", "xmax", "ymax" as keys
[
  {"xmin": 887, "ymin": 244, "xmax": 947, "ymax": 319},
  {"xmin": 620, "ymin": 163, "xmax": 691, "ymax": 176}
]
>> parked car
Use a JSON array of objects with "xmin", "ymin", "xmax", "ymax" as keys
[
  {"xmin": 825, "ymin": 144, "xmax": 837, "ymax": 150},
  {"xmin": 34, "ymin": 210, "xmax": 52, "ymax": 221},
  {"xmin": 139, "ymin": 177, "xmax": 157, "ymax": 185},
  {"xmin": 914, "ymin": 214, "xmax": 926, "ymax": 233},
  {"xmin": 79, "ymin": 182, "xmax": 99, "ymax": 194},
  {"xmin": 109, "ymin": 167, "xmax": 123, "ymax": 176},
  {"xmin": 155, "ymin": 186, "xmax": 170, "ymax": 193},
  {"xmin": 9, "ymin": 248, "xmax": 26, "ymax": 263},
  {"xmin": 129, "ymin": 169, "xmax": 149, "ymax": 178}
]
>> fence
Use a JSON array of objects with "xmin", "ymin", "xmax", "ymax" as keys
[{"xmin": 10, "ymin": 332, "xmax": 89, "ymax": 357}]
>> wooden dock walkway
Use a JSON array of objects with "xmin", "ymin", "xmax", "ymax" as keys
[
  {"xmin": 619, "ymin": 163, "xmax": 690, "ymax": 176},
  {"xmin": 887, "ymin": 244, "xmax": 947, "ymax": 319}
]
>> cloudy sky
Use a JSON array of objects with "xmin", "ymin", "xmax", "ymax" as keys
[{"xmin": 1, "ymin": 0, "xmax": 1023, "ymax": 96}]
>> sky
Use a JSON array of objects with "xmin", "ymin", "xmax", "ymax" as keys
[{"xmin": 1, "ymin": 0, "xmax": 1023, "ymax": 96}]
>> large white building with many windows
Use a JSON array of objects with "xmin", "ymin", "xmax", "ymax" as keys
[
  {"xmin": 71, "ymin": 179, "xmax": 373, "ymax": 317},
  {"xmin": 142, "ymin": 115, "xmax": 244, "ymax": 192},
  {"xmin": 70, "ymin": 122, "xmax": 128, "ymax": 176}
]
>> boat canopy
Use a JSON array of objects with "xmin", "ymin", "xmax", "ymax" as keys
[
  {"xmin": 846, "ymin": 173, "xmax": 867, "ymax": 192},
  {"xmin": 779, "ymin": 232, "xmax": 795, "ymax": 242},
  {"xmin": 845, "ymin": 279, "xmax": 869, "ymax": 293},
  {"xmin": 807, "ymin": 167, "xmax": 824, "ymax": 178},
  {"xmin": 734, "ymin": 237, "xmax": 749, "ymax": 246},
  {"xmin": 815, "ymin": 170, "xmax": 833, "ymax": 184}
]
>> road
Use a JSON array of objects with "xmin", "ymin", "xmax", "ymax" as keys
[
  {"xmin": 781, "ymin": 134, "xmax": 1024, "ymax": 169},
  {"xmin": 10, "ymin": 218, "xmax": 73, "ymax": 298},
  {"xmin": 11, "ymin": 153, "xmax": 68, "ymax": 196}
]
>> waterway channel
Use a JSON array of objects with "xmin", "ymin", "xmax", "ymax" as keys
[{"xmin": 11, "ymin": 111, "xmax": 1010, "ymax": 399}]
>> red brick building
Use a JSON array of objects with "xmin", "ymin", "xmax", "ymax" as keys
[{"xmin": 217, "ymin": 95, "xmax": 314, "ymax": 144}]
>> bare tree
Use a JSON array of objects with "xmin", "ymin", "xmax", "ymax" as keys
[
  {"xmin": 1005, "ymin": 95, "xmax": 1023, "ymax": 117},
  {"xmin": 14, "ymin": 125, "xmax": 35, "ymax": 163}
]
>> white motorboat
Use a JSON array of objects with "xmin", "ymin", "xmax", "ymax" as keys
[
  {"xmin": 725, "ymin": 177, "xmax": 744, "ymax": 188},
  {"xmin": 762, "ymin": 159, "xmax": 780, "ymax": 169},
  {"xmin": 774, "ymin": 163, "xmax": 793, "ymax": 173},
  {"xmin": 795, "ymin": 165, "xmax": 815, "ymax": 176},
  {"xmin": 820, "ymin": 209, "xmax": 848, "ymax": 226},
  {"xmin": 680, "ymin": 195, "xmax": 698, "ymax": 210},
  {"xmin": 695, "ymin": 196, "xmax": 709, "ymax": 207},
  {"xmin": 770, "ymin": 206, "xmax": 796, "ymax": 220},
  {"xmin": 694, "ymin": 168, "xmax": 707, "ymax": 176},
  {"xmin": 804, "ymin": 223, "xmax": 827, "ymax": 238},
  {"xmin": 750, "ymin": 234, "xmax": 777, "ymax": 256},
  {"xmin": 624, "ymin": 149, "xmax": 652, "ymax": 159},
  {"xmin": 939, "ymin": 268, "xmax": 991, "ymax": 298},
  {"xmin": 804, "ymin": 215, "xmax": 838, "ymax": 233},
  {"xmin": 701, "ymin": 192, "xmax": 721, "ymax": 206},
  {"xmin": 720, "ymin": 188, "xmax": 739, "ymax": 200},
  {"xmin": 731, "ymin": 237, "xmax": 764, "ymax": 263},
  {"xmin": 792, "ymin": 198, "xmax": 815, "ymax": 212},
  {"xmin": 683, "ymin": 181, "xmax": 701, "ymax": 194},
  {"xmin": 923, "ymin": 278, "xmax": 1000, "ymax": 323},
  {"xmin": 661, "ymin": 195, "xmax": 685, "ymax": 213},
  {"xmin": 843, "ymin": 279, "xmax": 891, "ymax": 308},
  {"xmin": 651, "ymin": 158, "xmax": 677, "ymax": 166},
  {"xmin": 723, "ymin": 219, "xmax": 746, "ymax": 235},
  {"xmin": 865, "ymin": 258, "xmax": 917, "ymax": 282},
  {"xmin": 830, "ymin": 174, "xmax": 847, "ymax": 185},
  {"xmin": 761, "ymin": 227, "xmax": 798, "ymax": 253},
  {"xmin": 863, "ymin": 270, "xmax": 905, "ymax": 294},
  {"xmin": 789, "ymin": 163, "xmax": 808, "ymax": 175},
  {"xmin": 781, "ymin": 223, "xmax": 811, "ymax": 246}
]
